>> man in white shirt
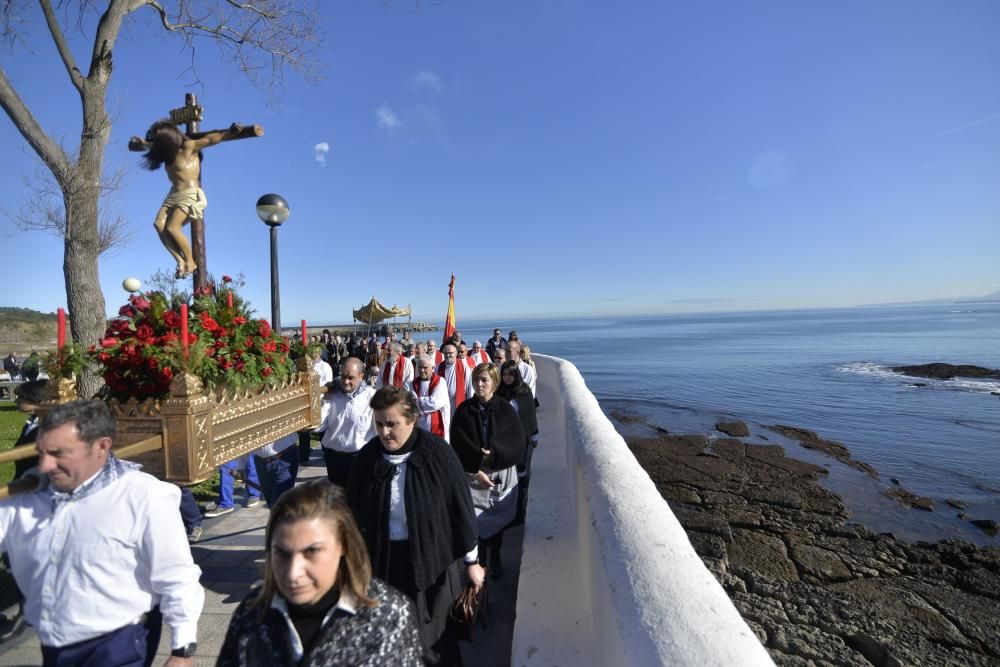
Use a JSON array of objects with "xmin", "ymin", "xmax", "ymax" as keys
[
  {"xmin": 507, "ymin": 340, "xmax": 537, "ymax": 397},
  {"xmin": 0, "ymin": 400, "xmax": 203, "ymax": 665},
  {"xmin": 410, "ymin": 354, "xmax": 451, "ymax": 441},
  {"xmin": 376, "ymin": 342, "xmax": 414, "ymax": 389},
  {"xmin": 321, "ymin": 357, "xmax": 376, "ymax": 487},
  {"xmin": 436, "ymin": 344, "xmax": 473, "ymax": 415}
]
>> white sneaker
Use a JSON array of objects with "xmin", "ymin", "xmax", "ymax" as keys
[
  {"xmin": 246, "ymin": 497, "xmax": 261, "ymax": 508},
  {"xmin": 203, "ymin": 505, "xmax": 234, "ymax": 518}
]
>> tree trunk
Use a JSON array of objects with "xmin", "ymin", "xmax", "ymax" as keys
[
  {"xmin": 65, "ymin": 74, "xmax": 113, "ymax": 399},
  {"xmin": 63, "ymin": 173, "xmax": 107, "ymax": 399}
]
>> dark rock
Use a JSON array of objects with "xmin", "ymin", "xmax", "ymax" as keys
[
  {"xmin": 891, "ymin": 363, "xmax": 1000, "ymax": 381},
  {"xmin": 959, "ymin": 512, "xmax": 970, "ymax": 520},
  {"xmin": 890, "ymin": 478, "xmax": 901, "ymax": 485},
  {"xmin": 728, "ymin": 529, "xmax": 799, "ymax": 582},
  {"xmin": 630, "ymin": 419, "xmax": 1000, "ymax": 666},
  {"xmin": 607, "ymin": 409, "xmax": 647, "ymax": 424},
  {"xmin": 970, "ymin": 519, "xmax": 999, "ymax": 537},
  {"xmin": 716, "ymin": 420, "xmax": 750, "ymax": 437},
  {"xmin": 907, "ymin": 382, "xmax": 929, "ymax": 387},
  {"xmin": 884, "ymin": 486, "xmax": 934, "ymax": 511},
  {"xmin": 946, "ymin": 498, "xmax": 969, "ymax": 510},
  {"xmin": 766, "ymin": 424, "xmax": 880, "ymax": 480},
  {"xmin": 655, "ymin": 426, "xmax": 669, "ymax": 434}
]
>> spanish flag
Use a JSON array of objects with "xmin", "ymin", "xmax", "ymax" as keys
[{"xmin": 442, "ymin": 274, "xmax": 456, "ymax": 347}]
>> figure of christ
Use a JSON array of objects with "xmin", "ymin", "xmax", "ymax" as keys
[{"xmin": 131, "ymin": 121, "xmax": 242, "ymax": 278}]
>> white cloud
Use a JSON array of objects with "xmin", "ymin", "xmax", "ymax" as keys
[
  {"xmin": 412, "ymin": 70, "xmax": 442, "ymax": 93},
  {"xmin": 375, "ymin": 105, "xmax": 402, "ymax": 133},
  {"xmin": 313, "ymin": 142, "xmax": 330, "ymax": 167}
]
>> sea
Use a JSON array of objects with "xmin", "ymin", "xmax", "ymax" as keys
[{"xmin": 457, "ymin": 303, "xmax": 1000, "ymax": 546}]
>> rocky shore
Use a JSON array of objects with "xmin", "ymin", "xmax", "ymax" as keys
[{"xmin": 624, "ymin": 419, "xmax": 1000, "ymax": 666}]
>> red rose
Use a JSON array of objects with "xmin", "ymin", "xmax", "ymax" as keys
[
  {"xmin": 162, "ymin": 367, "xmax": 173, "ymax": 380},
  {"xmin": 187, "ymin": 333, "xmax": 198, "ymax": 345},
  {"xmin": 163, "ymin": 311, "xmax": 181, "ymax": 328},
  {"xmin": 136, "ymin": 324, "xmax": 154, "ymax": 341},
  {"xmin": 200, "ymin": 311, "xmax": 220, "ymax": 332},
  {"xmin": 262, "ymin": 367, "xmax": 273, "ymax": 377},
  {"xmin": 258, "ymin": 321, "xmax": 271, "ymax": 338},
  {"xmin": 222, "ymin": 275, "xmax": 233, "ymax": 283},
  {"xmin": 235, "ymin": 362, "xmax": 245, "ymax": 372},
  {"xmin": 119, "ymin": 305, "xmax": 136, "ymax": 318},
  {"xmin": 129, "ymin": 295, "xmax": 151, "ymax": 311},
  {"xmin": 245, "ymin": 336, "xmax": 255, "ymax": 348},
  {"xmin": 233, "ymin": 316, "xmax": 247, "ymax": 325},
  {"xmin": 101, "ymin": 337, "xmax": 117, "ymax": 348},
  {"xmin": 160, "ymin": 332, "xmax": 178, "ymax": 344}
]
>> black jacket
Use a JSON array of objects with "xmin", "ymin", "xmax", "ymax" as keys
[
  {"xmin": 450, "ymin": 396, "xmax": 525, "ymax": 474},
  {"xmin": 498, "ymin": 382, "xmax": 538, "ymax": 440},
  {"xmin": 346, "ymin": 428, "xmax": 478, "ymax": 591}
]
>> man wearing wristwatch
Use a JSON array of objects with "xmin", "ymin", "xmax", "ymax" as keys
[{"xmin": 0, "ymin": 401, "xmax": 203, "ymax": 666}]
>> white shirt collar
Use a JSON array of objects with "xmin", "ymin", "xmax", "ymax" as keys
[{"xmin": 270, "ymin": 589, "xmax": 359, "ymax": 661}]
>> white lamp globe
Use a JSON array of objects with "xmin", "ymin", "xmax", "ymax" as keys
[{"xmin": 123, "ymin": 277, "xmax": 142, "ymax": 293}]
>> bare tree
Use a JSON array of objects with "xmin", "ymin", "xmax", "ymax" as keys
[{"xmin": 0, "ymin": 0, "xmax": 321, "ymax": 397}]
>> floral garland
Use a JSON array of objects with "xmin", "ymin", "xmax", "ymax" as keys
[{"xmin": 92, "ymin": 275, "xmax": 294, "ymax": 401}]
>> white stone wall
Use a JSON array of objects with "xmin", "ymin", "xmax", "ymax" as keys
[{"xmin": 512, "ymin": 354, "xmax": 774, "ymax": 666}]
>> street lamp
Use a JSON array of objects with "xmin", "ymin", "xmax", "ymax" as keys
[{"xmin": 256, "ymin": 194, "xmax": 290, "ymax": 334}]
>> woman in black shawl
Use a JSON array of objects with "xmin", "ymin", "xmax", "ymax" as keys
[
  {"xmin": 346, "ymin": 387, "xmax": 484, "ymax": 666},
  {"xmin": 450, "ymin": 363, "xmax": 525, "ymax": 580},
  {"xmin": 497, "ymin": 360, "xmax": 539, "ymax": 527}
]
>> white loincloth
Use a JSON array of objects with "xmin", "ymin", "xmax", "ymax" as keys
[{"xmin": 162, "ymin": 187, "xmax": 207, "ymax": 220}]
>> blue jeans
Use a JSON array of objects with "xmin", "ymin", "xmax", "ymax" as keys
[
  {"xmin": 253, "ymin": 443, "xmax": 300, "ymax": 507},
  {"xmin": 216, "ymin": 455, "xmax": 260, "ymax": 509},
  {"xmin": 178, "ymin": 487, "xmax": 202, "ymax": 534}
]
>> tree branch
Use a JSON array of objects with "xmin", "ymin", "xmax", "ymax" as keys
[
  {"xmin": 38, "ymin": 0, "xmax": 84, "ymax": 92},
  {"xmin": 138, "ymin": 0, "xmax": 322, "ymax": 92},
  {"xmin": 0, "ymin": 66, "xmax": 70, "ymax": 181}
]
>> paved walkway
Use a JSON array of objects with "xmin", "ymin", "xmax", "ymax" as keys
[{"xmin": 0, "ymin": 449, "xmax": 523, "ymax": 666}]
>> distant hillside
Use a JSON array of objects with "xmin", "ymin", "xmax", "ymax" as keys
[{"xmin": 0, "ymin": 307, "xmax": 63, "ymax": 354}]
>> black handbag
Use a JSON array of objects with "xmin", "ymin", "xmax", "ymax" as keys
[{"xmin": 448, "ymin": 576, "xmax": 489, "ymax": 641}]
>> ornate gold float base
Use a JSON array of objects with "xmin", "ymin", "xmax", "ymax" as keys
[{"xmin": 36, "ymin": 362, "xmax": 323, "ymax": 485}]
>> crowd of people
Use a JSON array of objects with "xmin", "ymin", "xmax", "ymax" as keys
[{"xmin": 0, "ymin": 326, "xmax": 540, "ymax": 666}]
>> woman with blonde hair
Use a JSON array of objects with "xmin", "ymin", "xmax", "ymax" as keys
[{"xmin": 217, "ymin": 479, "xmax": 421, "ymax": 666}]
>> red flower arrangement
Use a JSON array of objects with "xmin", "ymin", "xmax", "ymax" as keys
[{"xmin": 92, "ymin": 279, "xmax": 295, "ymax": 401}]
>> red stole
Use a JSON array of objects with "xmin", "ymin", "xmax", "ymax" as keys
[
  {"xmin": 382, "ymin": 356, "xmax": 407, "ymax": 387},
  {"xmin": 437, "ymin": 361, "xmax": 468, "ymax": 409},
  {"xmin": 412, "ymin": 375, "xmax": 445, "ymax": 437},
  {"xmin": 471, "ymin": 350, "xmax": 489, "ymax": 364},
  {"xmin": 433, "ymin": 350, "xmax": 443, "ymax": 365},
  {"xmin": 463, "ymin": 357, "xmax": 477, "ymax": 369}
]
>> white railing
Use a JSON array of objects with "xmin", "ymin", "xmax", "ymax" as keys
[{"xmin": 512, "ymin": 354, "xmax": 773, "ymax": 666}]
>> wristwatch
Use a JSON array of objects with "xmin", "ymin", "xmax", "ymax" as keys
[{"xmin": 171, "ymin": 642, "xmax": 197, "ymax": 658}]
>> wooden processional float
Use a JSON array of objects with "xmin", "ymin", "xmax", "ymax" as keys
[{"xmin": 0, "ymin": 359, "xmax": 324, "ymax": 499}]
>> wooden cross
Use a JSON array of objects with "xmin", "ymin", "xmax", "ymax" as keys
[{"xmin": 129, "ymin": 93, "xmax": 263, "ymax": 292}]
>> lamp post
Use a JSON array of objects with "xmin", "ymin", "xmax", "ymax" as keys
[{"xmin": 256, "ymin": 194, "xmax": 290, "ymax": 334}]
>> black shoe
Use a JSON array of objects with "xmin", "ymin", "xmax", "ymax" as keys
[{"xmin": 0, "ymin": 611, "xmax": 26, "ymax": 643}]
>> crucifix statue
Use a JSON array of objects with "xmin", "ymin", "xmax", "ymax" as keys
[{"xmin": 128, "ymin": 94, "xmax": 262, "ymax": 290}]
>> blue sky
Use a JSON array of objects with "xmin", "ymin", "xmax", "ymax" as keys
[{"xmin": 1, "ymin": 0, "xmax": 998, "ymax": 325}]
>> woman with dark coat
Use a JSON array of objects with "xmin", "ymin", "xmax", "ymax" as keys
[
  {"xmin": 217, "ymin": 479, "xmax": 422, "ymax": 666},
  {"xmin": 346, "ymin": 387, "xmax": 484, "ymax": 666},
  {"xmin": 450, "ymin": 363, "xmax": 525, "ymax": 580}
]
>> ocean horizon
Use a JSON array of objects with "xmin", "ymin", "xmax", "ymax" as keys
[{"xmin": 453, "ymin": 303, "xmax": 1000, "ymax": 546}]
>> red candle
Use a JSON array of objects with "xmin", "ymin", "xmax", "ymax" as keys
[
  {"xmin": 227, "ymin": 291, "xmax": 233, "ymax": 310},
  {"xmin": 301, "ymin": 320, "xmax": 307, "ymax": 345},
  {"xmin": 57, "ymin": 308, "xmax": 66, "ymax": 350},
  {"xmin": 180, "ymin": 304, "xmax": 189, "ymax": 359}
]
